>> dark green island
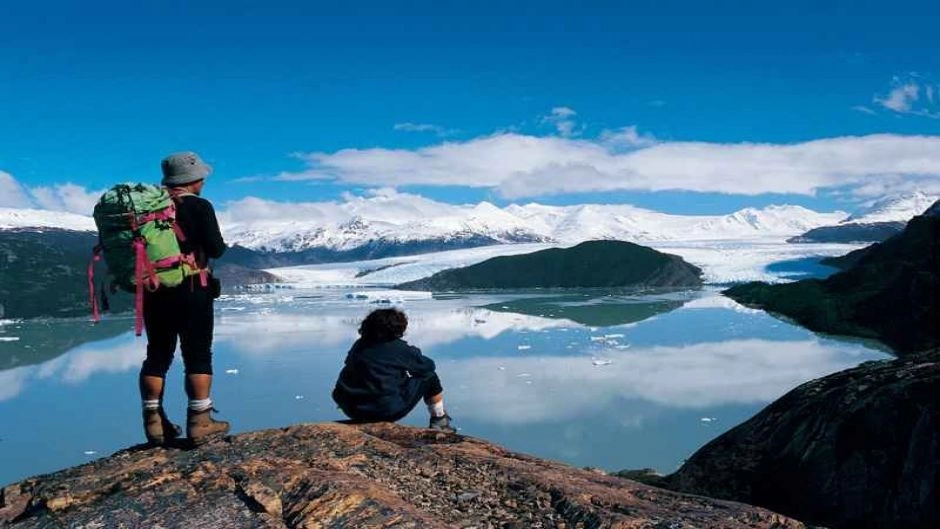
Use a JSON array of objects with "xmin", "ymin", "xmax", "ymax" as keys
[{"xmin": 396, "ymin": 240, "xmax": 703, "ymax": 290}]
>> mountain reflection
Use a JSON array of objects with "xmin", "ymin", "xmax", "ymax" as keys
[
  {"xmin": 0, "ymin": 318, "xmax": 130, "ymax": 373},
  {"xmin": 480, "ymin": 289, "xmax": 691, "ymax": 327}
]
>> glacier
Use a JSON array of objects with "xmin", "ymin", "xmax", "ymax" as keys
[{"xmin": 267, "ymin": 239, "xmax": 864, "ymax": 287}]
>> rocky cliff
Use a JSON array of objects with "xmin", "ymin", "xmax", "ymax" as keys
[
  {"xmin": 1, "ymin": 423, "xmax": 804, "ymax": 528},
  {"xmin": 666, "ymin": 349, "xmax": 940, "ymax": 529}
]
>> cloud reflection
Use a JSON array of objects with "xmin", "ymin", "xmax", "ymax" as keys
[
  {"xmin": 441, "ymin": 339, "xmax": 877, "ymax": 423},
  {"xmin": 1, "ymin": 293, "xmax": 885, "ymax": 414}
]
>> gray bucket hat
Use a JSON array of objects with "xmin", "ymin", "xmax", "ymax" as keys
[{"xmin": 161, "ymin": 151, "xmax": 212, "ymax": 186}]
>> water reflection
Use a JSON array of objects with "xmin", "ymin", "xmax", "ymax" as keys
[
  {"xmin": 481, "ymin": 290, "xmax": 691, "ymax": 327},
  {"xmin": 0, "ymin": 289, "xmax": 887, "ymax": 485},
  {"xmin": 0, "ymin": 318, "xmax": 129, "ymax": 372}
]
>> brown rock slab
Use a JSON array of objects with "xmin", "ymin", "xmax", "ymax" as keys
[{"xmin": 2, "ymin": 422, "xmax": 803, "ymax": 528}]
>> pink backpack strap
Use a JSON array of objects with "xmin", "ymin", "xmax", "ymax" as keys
[{"xmin": 132, "ymin": 238, "xmax": 161, "ymax": 337}]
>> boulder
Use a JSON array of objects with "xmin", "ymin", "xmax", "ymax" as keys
[{"xmin": 666, "ymin": 349, "xmax": 940, "ymax": 529}]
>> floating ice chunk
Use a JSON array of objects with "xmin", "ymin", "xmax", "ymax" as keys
[
  {"xmin": 517, "ymin": 345, "xmax": 532, "ymax": 351},
  {"xmin": 524, "ymin": 380, "xmax": 533, "ymax": 385},
  {"xmin": 497, "ymin": 366, "xmax": 506, "ymax": 371},
  {"xmin": 592, "ymin": 359, "xmax": 613, "ymax": 366},
  {"xmin": 295, "ymin": 395, "xmax": 305, "ymax": 400},
  {"xmin": 225, "ymin": 369, "xmax": 239, "ymax": 375},
  {"xmin": 604, "ymin": 334, "xmax": 625, "ymax": 339},
  {"xmin": 700, "ymin": 417, "xmax": 717, "ymax": 423},
  {"xmin": 83, "ymin": 450, "xmax": 97, "ymax": 456},
  {"xmin": 346, "ymin": 290, "xmax": 433, "ymax": 303},
  {"xmin": 221, "ymin": 306, "xmax": 246, "ymax": 312},
  {"xmin": 614, "ymin": 344, "xmax": 632, "ymax": 350},
  {"xmin": 515, "ymin": 373, "xmax": 531, "ymax": 378},
  {"xmin": 0, "ymin": 337, "xmax": 20, "ymax": 342}
]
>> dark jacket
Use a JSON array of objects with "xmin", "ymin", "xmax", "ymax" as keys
[
  {"xmin": 174, "ymin": 194, "xmax": 226, "ymax": 267},
  {"xmin": 332, "ymin": 338, "xmax": 437, "ymax": 421}
]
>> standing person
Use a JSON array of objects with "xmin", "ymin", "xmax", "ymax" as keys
[
  {"xmin": 333, "ymin": 308, "xmax": 456, "ymax": 432},
  {"xmin": 140, "ymin": 151, "xmax": 230, "ymax": 447}
]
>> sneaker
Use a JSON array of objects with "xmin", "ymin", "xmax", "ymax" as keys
[{"xmin": 429, "ymin": 414, "xmax": 456, "ymax": 433}]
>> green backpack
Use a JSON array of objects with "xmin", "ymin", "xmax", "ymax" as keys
[{"xmin": 90, "ymin": 183, "xmax": 201, "ymax": 334}]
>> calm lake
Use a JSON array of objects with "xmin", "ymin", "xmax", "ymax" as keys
[{"xmin": 0, "ymin": 284, "xmax": 888, "ymax": 486}]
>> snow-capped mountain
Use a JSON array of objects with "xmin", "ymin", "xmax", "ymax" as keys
[
  {"xmin": 223, "ymin": 200, "xmax": 846, "ymax": 253},
  {"xmin": 0, "ymin": 193, "xmax": 863, "ymax": 259},
  {"xmin": 0, "ymin": 207, "xmax": 95, "ymax": 231},
  {"xmin": 844, "ymin": 191, "xmax": 939, "ymax": 224}
]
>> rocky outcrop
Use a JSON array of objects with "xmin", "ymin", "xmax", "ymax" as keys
[
  {"xmin": 666, "ymin": 349, "xmax": 940, "ymax": 529},
  {"xmin": 725, "ymin": 209, "xmax": 940, "ymax": 355},
  {"xmin": 787, "ymin": 221, "xmax": 905, "ymax": 244},
  {"xmin": 397, "ymin": 240, "xmax": 703, "ymax": 291},
  {"xmin": 1, "ymin": 422, "xmax": 804, "ymax": 528},
  {"xmin": 213, "ymin": 263, "xmax": 283, "ymax": 287}
]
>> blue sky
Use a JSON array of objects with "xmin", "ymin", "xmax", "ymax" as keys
[{"xmin": 2, "ymin": 0, "xmax": 940, "ymax": 216}]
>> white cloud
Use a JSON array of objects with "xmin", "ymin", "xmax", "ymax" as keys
[
  {"xmin": 852, "ymin": 105, "xmax": 877, "ymax": 115},
  {"xmin": 0, "ymin": 170, "xmax": 102, "ymax": 214},
  {"xmin": 29, "ymin": 183, "xmax": 102, "ymax": 215},
  {"xmin": 0, "ymin": 171, "xmax": 34, "ymax": 208},
  {"xmin": 599, "ymin": 126, "xmax": 657, "ymax": 149},
  {"xmin": 221, "ymin": 187, "xmax": 461, "ymax": 228},
  {"xmin": 874, "ymin": 77, "xmax": 940, "ymax": 118},
  {"xmin": 876, "ymin": 82, "xmax": 919, "ymax": 112},
  {"xmin": 277, "ymin": 133, "xmax": 940, "ymax": 200},
  {"xmin": 393, "ymin": 122, "xmax": 456, "ymax": 137},
  {"xmin": 542, "ymin": 106, "xmax": 580, "ymax": 137}
]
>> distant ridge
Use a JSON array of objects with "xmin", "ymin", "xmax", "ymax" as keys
[{"xmin": 788, "ymin": 191, "xmax": 939, "ymax": 244}]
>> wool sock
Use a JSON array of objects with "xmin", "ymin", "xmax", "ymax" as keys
[
  {"xmin": 188, "ymin": 398, "xmax": 213, "ymax": 412},
  {"xmin": 428, "ymin": 400, "xmax": 446, "ymax": 418},
  {"xmin": 142, "ymin": 399, "xmax": 160, "ymax": 411}
]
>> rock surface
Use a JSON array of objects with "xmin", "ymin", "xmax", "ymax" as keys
[
  {"xmin": 1, "ymin": 422, "xmax": 804, "ymax": 528},
  {"xmin": 666, "ymin": 349, "xmax": 940, "ymax": 529}
]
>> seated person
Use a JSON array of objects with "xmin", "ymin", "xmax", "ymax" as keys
[{"xmin": 332, "ymin": 308, "xmax": 455, "ymax": 432}]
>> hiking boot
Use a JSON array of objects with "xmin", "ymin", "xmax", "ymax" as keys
[
  {"xmin": 429, "ymin": 414, "xmax": 456, "ymax": 433},
  {"xmin": 186, "ymin": 408, "xmax": 230, "ymax": 446},
  {"xmin": 142, "ymin": 408, "xmax": 182, "ymax": 446}
]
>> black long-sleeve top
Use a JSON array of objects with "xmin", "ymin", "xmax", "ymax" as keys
[
  {"xmin": 174, "ymin": 195, "xmax": 226, "ymax": 266},
  {"xmin": 332, "ymin": 338, "xmax": 438, "ymax": 420}
]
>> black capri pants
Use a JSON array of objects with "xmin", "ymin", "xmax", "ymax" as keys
[{"xmin": 141, "ymin": 281, "xmax": 215, "ymax": 377}]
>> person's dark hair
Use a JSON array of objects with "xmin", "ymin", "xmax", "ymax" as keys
[{"xmin": 358, "ymin": 308, "xmax": 408, "ymax": 344}]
